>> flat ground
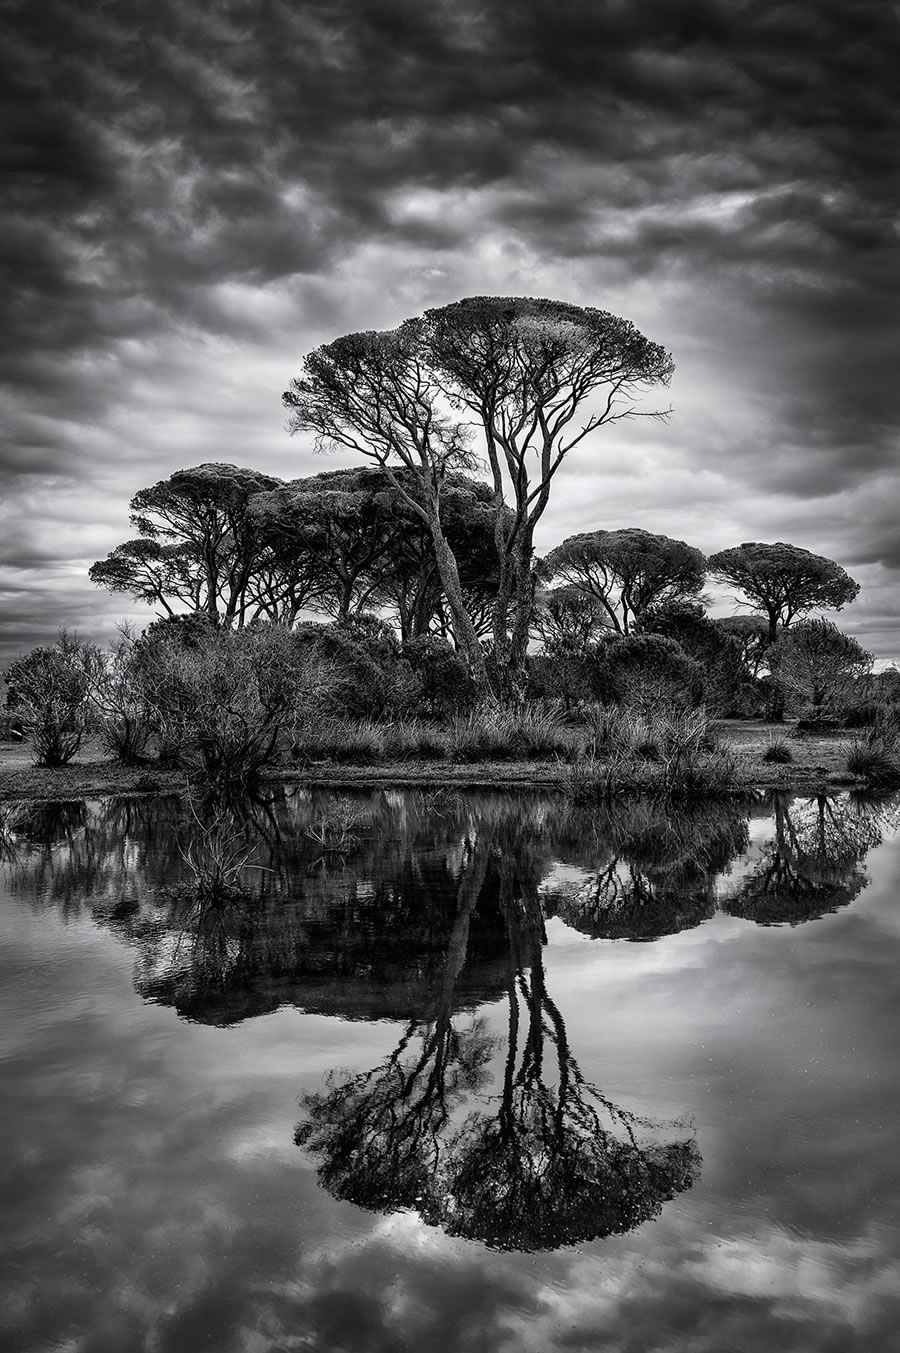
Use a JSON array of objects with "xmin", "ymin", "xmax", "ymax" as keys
[{"xmin": 0, "ymin": 721, "xmax": 864, "ymax": 804}]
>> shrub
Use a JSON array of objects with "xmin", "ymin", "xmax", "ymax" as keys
[
  {"xmin": 4, "ymin": 631, "xmax": 99, "ymax": 767},
  {"xmin": 292, "ymin": 718, "xmax": 386, "ymax": 765},
  {"xmin": 507, "ymin": 705, "xmax": 575, "ymax": 760},
  {"xmin": 89, "ymin": 628, "xmax": 155, "ymax": 764},
  {"xmin": 565, "ymin": 703, "xmax": 738, "ymax": 798},
  {"xmin": 597, "ymin": 635, "xmax": 704, "ymax": 711},
  {"xmin": 293, "ymin": 617, "xmax": 415, "ymax": 719},
  {"xmin": 383, "ymin": 719, "xmax": 449, "ymax": 761},
  {"xmin": 139, "ymin": 624, "xmax": 305, "ymax": 790},
  {"xmin": 447, "ymin": 708, "xmax": 515, "ymax": 763},
  {"xmin": 845, "ymin": 717, "xmax": 900, "ymax": 787},
  {"xmin": 762, "ymin": 737, "xmax": 793, "ymax": 765},
  {"xmin": 402, "ymin": 636, "xmax": 478, "ymax": 719}
]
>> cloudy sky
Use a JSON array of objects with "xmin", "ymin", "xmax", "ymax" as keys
[{"xmin": 2, "ymin": 0, "xmax": 898, "ymax": 669}]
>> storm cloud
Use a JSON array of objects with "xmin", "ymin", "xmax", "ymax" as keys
[{"xmin": 1, "ymin": 0, "xmax": 898, "ymax": 662}]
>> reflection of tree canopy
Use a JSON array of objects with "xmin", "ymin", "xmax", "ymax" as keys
[
  {"xmin": 543, "ymin": 796, "xmax": 750, "ymax": 940},
  {"xmin": 721, "ymin": 792, "xmax": 889, "ymax": 925},
  {"xmin": 296, "ymin": 811, "xmax": 701, "ymax": 1252},
  {"xmin": 296, "ymin": 833, "xmax": 494, "ymax": 1216}
]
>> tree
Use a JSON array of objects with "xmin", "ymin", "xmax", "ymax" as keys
[
  {"xmin": 295, "ymin": 803, "xmax": 700, "ymax": 1249},
  {"xmin": 713, "ymin": 614, "xmax": 770, "ymax": 679},
  {"xmin": 544, "ymin": 797, "xmax": 748, "ymax": 940},
  {"xmin": 636, "ymin": 600, "xmax": 751, "ymax": 715},
  {"xmin": 283, "ymin": 325, "xmax": 491, "ymax": 688},
  {"xmin": 91, "ymin": 463, "xmax": 283, "ymax": 626},
  {"xmin": 136, "ymin": 624, "xmax": 310, "ymax": 790},
  {"xmin": 4, "ymin": 631, "xmax": 100, "ymax": 766},
  {"xmin": 88, "ymin": 538, "xmax": 207, "ymax": 618},
  {"xmin": 708, "ymin": 542, "xmax": 859, "ymax": 644},
  {"xmin": 250, "ymin": 471, "xmax": 397, "ymax": 622},
  {"xmin": 284, "ymin": 297, "xmax": 673, "ymax": 700},
  {"xmin": 768, "ymin": 618, "xmax": 872, "ymax": 721},
  {"xmin": 538, "ymin": 528, "xmax": 705, "ymax": 636},
  {"xmin": 532, "ymin": 584, "xmax": 611, "ymax": 655},
  {"xmin": 721, "ymin": 793, "xmax": 879, "ymax": 925},
  {"xmin": 250, "ymin": 466, "xmax": 506, "ymax": 642}
]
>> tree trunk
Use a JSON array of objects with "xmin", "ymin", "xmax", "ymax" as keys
[
  {"xmin": 491, "ymin": 527, "xmax": 535, "ymax": 705},
  {"xmin": 428, "ymin": 516, "xmax": 491, "ymax": 696}
]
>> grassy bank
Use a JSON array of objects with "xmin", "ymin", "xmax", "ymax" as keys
[{"xmin": 0, "ymin": 720, "xmax": 876, "ymax": 803}]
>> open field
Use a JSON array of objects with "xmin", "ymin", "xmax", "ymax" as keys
[{"xmin": 0, "ymin": 720, "xmax": 867, "ymax": 803}]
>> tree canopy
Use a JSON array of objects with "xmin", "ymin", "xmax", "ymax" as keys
[
  {"xmin": 284, "ymin": 297, "xmax": 674, "ymax": 698},
  {"xmin": 708, "ymin": 542, "xmax": 859, "ymax": 643},
  {"xmin": 538, "ymin": 528, "xmax": 706, "ymax": 635},
  {"xmin": 769, "ymin": 617, "xmax": 871, "ymax": 719},
  {"xmin": 90, "ymin": 463, "xmax": 282, "ymax": 626}
]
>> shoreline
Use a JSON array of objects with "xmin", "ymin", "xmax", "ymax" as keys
[{"xmin": 0, "ymin": 732, "xmax": 870, "ymax": 805}]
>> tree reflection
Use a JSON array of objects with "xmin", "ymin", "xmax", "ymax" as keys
[
  {"xmin": 721, "ymin": 792, "xmax": 890, "ymax": 925},
  {"xmin": 296, "ymin": 810, "xmax": 700, "ymax": 1251},
  {"xmin": 544, "ymin": 796, "xmax": 750, "ymax": 940},
  {"xmin": 296, "ymin": 834, "xmax": 494, "ymax": 1217},
  {"xmin": 134, "ymin": 789, "xmax": 516, "ymax": 1023}
]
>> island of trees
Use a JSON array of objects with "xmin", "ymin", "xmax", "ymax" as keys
[{"xmin": 3, "ymin": 297, "xmax": 898, "ymax": 793}]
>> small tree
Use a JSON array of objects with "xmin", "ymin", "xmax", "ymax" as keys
[
  {"xmin": 708, "ymin": 542, "xmax": 859, "ymax": 644},
  {"xmin": 538, "ymin": 529, "xmax": 706, "ymax": 636},
  {"xmin": 4, "ymin": 632, "xmax": 100, "ymax": 766},
  {"xmin": 532, "ymin": 585, "xmax": 612, "ymax": 655},
  {"xmin": 636, "ymin": 600, "xmax": 752, "ymax": 715},
  {"xmin": 88, "ymin": 628, "xmax": 155, "ymax": 764},
  {"xmin": 137, "ymin": 624, "xmax": 308, "ymax": 790},
  {"xmin": 768, "ymin": 619, "xmax": 872, "ymax": 721}
]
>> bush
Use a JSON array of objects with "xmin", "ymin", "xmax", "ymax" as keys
[
  {"xmin": 845, "ymin": 716, "xmax": 900, "ymax": 787},
  {"xmin": 293, "ymin": 617, "xmax": 415, "ymax": 719},
  {"xmin": 448, "ymin": 710, "xmax": 514, "ymax": 763},
  {"xmin": 4, "ymin": 631, "xmax": 99, "ymax": 767},
  {"xmin": 402, "ymin": 636, "xmax": 478, "ymax": 719},
  {"xmin": 446, "ymin": 705, "xmax": 577, "ymax": 764},
  {"xmin": 565, "ymin": 703, "xmax": 738, "ymax": 798},
  {"xmin": 292, "ymin": 718, "xmax": 387, "ymax": 764},
  {"xmin": 139, "ymin": 624, "xmax": 306, "ymax": 790},
  {"xmin": 89, "ymin": 628, "xmax": 155, "ymax": 764},
  {"xmin": 595, "ymin": 635, "xmax": 704, "ymax": 711},
  {"xmin": 383, "ymin": 720, "xmax": 449, "ymax": 761},
  {"xmin": 762, "ymin": 737, "xmax": 793, "ymax": 765}
]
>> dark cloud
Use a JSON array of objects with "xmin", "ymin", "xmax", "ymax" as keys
[{"xmin": 0, "ymin": 0, "xmax": 898, "ymax": 655}]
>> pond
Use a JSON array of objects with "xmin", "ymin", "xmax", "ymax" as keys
[{"xmin": 2, "ymin": 787, "xmax": 899, "ymax": 1352}]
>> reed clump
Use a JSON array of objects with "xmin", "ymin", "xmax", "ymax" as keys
[
  {"xmin": 565, "ymin": 704, "xmax": 739, "ymax": 800},
  {"xmin": 845, "ymin": 712, "xmax": 900, "ymax": 787}
]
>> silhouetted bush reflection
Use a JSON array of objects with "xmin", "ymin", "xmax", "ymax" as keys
[{"xmin": 2, "ymin": 788, "xmax": 897, "ymax": 1023}]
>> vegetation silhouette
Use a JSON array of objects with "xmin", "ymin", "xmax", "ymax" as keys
[
  {"xmin": 543, "ymin": 796, "xmax": 751, "ymax": 940},
  {"xmin": 720, "ymin": 791, "xmax": 890, "ymax": 925},
  {"xmin": 296, "ymin": 806, "xmax": 701, "ymax": 1251}
]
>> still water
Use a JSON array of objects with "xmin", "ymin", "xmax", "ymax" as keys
[{"xmin": 1, "ymin": 787, "xmax": 899, "ymax": 1352}]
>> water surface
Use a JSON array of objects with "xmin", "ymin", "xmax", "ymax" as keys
[{"xmin": 2, "ymin": 788, "xmax": 899, "ymax": 1351}]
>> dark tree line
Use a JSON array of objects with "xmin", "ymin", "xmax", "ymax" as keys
[{"xmin": 89, "ymin": 462, "xmax": 507, "ymax": 643}]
